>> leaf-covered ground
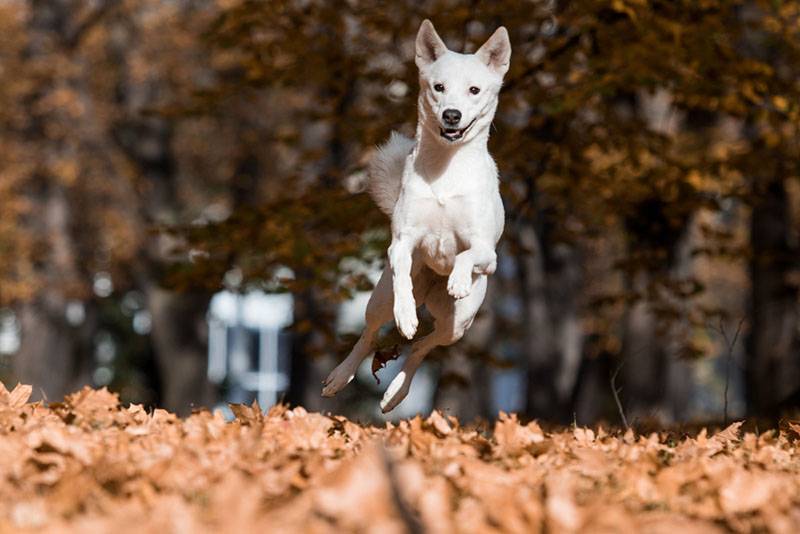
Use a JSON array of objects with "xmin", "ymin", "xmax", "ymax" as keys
[{"xmin": 1, "ymin": 384, "xmax": 800, "ymax": 533}]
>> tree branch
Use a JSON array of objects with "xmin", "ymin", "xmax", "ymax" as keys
[
  {"xmin": 718, "ymin": 317, "xmax": 745, "ymax": 426},
  {"xmin": 64, "ymin": 0, "xmax": 120, "ymax": 51},
  {"xmin": 611, "ymin": 360, "xmax": 629, "ymax": 430}
]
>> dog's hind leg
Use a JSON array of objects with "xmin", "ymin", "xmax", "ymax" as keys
[
  {"xmin": 380, "ymin": 273, "xmax": 488, "ymax": 413},
  {"xmin": 322, "ymin": 264, "xmax": 433, "ymax": 397},
  {"xmin": 322, "ymin": 267, "xmax": 394, "ymax": 397}
]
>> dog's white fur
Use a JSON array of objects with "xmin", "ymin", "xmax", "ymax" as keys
[{"xmin": 322, "ymin": 20, "xmax": 510, "ymax": 412}]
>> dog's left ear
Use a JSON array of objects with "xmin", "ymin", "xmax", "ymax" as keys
[{"xmin": 476, "ymin": 26, "xmax": 511, "ymax": 77}]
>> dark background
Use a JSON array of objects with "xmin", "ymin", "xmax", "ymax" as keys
[{"xmin": 2, "ymin": 0, "xmax": 800, "ymax": 425}]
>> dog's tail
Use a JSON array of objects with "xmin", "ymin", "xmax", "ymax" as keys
[{"xmin": 368, "ymin": 131, "xmax": 415, "ymax": 216}]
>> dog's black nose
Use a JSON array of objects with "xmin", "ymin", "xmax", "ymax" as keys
[{"xmin": 442, "ymin": 109, "xmax": 461, "ymax": 126}]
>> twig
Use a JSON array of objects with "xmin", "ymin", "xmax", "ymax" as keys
[
  {"xmin": 718, "ymin": 317, "xmax": 745, "ymax": 426},
  {"xmin": 610, "ymin": 360, "xmax": 629, "ymax": 430},
  {"xmin": 64, "ymin": 1, "xmax": 121, "ymax": 50}
]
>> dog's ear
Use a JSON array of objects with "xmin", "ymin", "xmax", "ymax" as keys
[
  {"xmin": 415, "ymin": 20, "xmax": 448, "ymax": 70},
  {"xmin": 476, "ymin": 26, "xmax": 511, "ymax": 77}
]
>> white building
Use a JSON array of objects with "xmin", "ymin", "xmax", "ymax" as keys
[{"xmin": 207, "ymin": 290, "xmax": 293, "ymax": 410}]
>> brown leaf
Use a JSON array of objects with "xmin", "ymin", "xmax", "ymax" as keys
[
  {"xmin": 546, "ymin": 472, "xmax": 582, "ymax": 532},
  {"xmin": 573, "ymin": 427, "xmax": 595, "ymax": 444},
  {"xmin": 4, "ymin": 383, "xmax": 32, "ymax": 408},
  {"xmin": 786, "ymin": 421, "xmax": 800, "ymax": 439},
  {"xmin": 426, "ymin": 411, "xmax": 452, "ymax": 437},
  {"xmin": 63, "ymin": 387, "xmax": 120, "ymax": 427},
  {"xmin": 719, "ymin": 471, "xmax": 778, "ymax": 515},
  {"xmin": 494, "ymin": 412, "xmax": 546, "ymax": 457},
  {"xmin": 229, "ymin": 400, "xmax": 264, "ymax": 425},
  {"xmin": 371, "ymin": 345, "xmax": 401, "ymax": 385},
  {"xmin": 0, "ymin": 383, "xmax": 797, "ymax": 532},
  {"xmin": 713, "ymin": 421, "xmax": 743, "ymax": 444}
]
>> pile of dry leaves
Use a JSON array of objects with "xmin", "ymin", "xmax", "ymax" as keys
[{"xmin": 1, "ymin": 383, "xmax": 799, "ymax": 533}]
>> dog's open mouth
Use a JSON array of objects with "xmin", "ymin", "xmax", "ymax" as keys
[{"xmin": 439, "ymin": 118, "xmax": 476, "ymax": 142}]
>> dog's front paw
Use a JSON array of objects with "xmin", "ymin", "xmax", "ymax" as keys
[
  {"xmin": 393, "ymin": 298, "xmax": 418, "ymax": 339},
  {"xmin": 447, "ymin": 267, "xmax": 472, "ymax": 299}
]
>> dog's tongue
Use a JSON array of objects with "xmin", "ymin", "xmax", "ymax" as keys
[{"xmin": 440, "ymin": 127, "xmax": 463, "ymax": 141}]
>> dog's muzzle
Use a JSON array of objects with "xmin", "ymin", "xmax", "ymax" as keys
[{"xmin": 439, "ymin": 118, "xmax": 476, "ymax": 142}]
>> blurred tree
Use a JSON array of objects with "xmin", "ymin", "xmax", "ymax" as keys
[
  {"xmin": 1, "ymin": 0, "xmax": 227, "ymax": 411},
  {"xmin": 3, "ymin": 0, "xmax": 800, "ymax": 421},
  {"xmin": 738, "ymin": 2, "xmax": 800, "ymax": 416}
]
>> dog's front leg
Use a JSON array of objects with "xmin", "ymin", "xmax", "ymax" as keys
[
  {"xmin": 447, "ymin": 241, "xmax": 497, "ymax": 299},
  {"xmin": 388, "ymin": 234, "xmax": 419, "ymax": 339}
]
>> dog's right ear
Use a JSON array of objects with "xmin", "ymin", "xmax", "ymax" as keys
[
  {"xmin": 416, "ymin": 20, "xmax": 448, "ymax": 70},
  {"xmin": 476, "ymin": 26, "xmax": 511, "ymax": 77}
]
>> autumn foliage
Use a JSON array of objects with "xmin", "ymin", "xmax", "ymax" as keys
[{"xmin": 0, "ymin": 383, "xmax": 798, "ymax": 532}]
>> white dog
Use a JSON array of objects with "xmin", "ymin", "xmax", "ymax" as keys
[{"xmin": 322, "ymin": 20, "xmax": 510, "ymax": 412}]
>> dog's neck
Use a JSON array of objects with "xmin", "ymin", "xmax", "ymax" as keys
[{"xmin": 412, "ymin": 114, "xmax": 489, "ymax": 182}]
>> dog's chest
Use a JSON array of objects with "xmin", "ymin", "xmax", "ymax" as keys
[
  {"xmin": 418, "ymin": 231, "xmax": 457, "ymax": 275},
  {"xmin": 399, "ymin": 150, "xmax": 495, "ymax": 275},
  {"xmin": 409, "ymin": 193, "xmax": 473, "ymax": 275}
]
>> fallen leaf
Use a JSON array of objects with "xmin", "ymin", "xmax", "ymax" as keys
[{"xmin": 371, "ymin": 345, "xmax": 401, "ymax": 384}]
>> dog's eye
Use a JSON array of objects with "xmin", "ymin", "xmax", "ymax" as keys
[
  {"xmin": 469, "ymin": 86, "xmax": 481, "ymax": 95},
  {"xmin": 433, "ymin": 83, "xmax": 445, "ymax": 93}
]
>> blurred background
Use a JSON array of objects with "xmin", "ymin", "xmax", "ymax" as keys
[{"xmin": 2, "ymin": 0, "xmax": 800, "ymax": 425}]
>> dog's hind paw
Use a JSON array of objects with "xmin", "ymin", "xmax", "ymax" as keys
[
  {"xmin": 321, "ymin": 365, "xmax": 355, "ymax": 397},
  {"xmin": 380, "ymin": 371, "xmax": 411, "ymax": 413},
  {"xmin": 447, "ymin": 268, "xmax": 472, "ymax": 299}
]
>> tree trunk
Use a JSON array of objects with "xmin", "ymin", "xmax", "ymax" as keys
[
  {"xmin": 619, "ymin": 270, "xmax": 693, "ymax": 424},
  {"xmin": 15, "ymin": 301, "xmax": 74, "ymax": 401},
  {"xmin": 15, "ymin": 297, "xmax": 94, "ymax": 402},
  {"xmin": 572, "ymin": 350, "xmax": 615, "ymax": 425},
  {"xmin": 291, "ymin": 287, "xmax": 340, "ymax": 413},
  {"xmin": 747, "ymin": 175, "xmax": 798, "ymax": 416},
  {"xmin": 520, "ymin": 223, "xmax": 583, "ymax": 422},
  {"xmin": 111, "ymin": 74, "xmax": 216, "ymax": 414},
  {"xmin": 434, "ymin": 348, "xmax": 484, "ymax": 421},
  {"xmin": 619, "ymin": 275, "xmax": 668, "ymax": 420},
  {"xmin": 146, "ymin": 288, "xmax": 214, "ymax": 414},
  {"xmin": 13, "ymin": 0, "xmax": 91, "ymax": 403}
]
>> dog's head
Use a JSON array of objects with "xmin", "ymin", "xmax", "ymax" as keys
[{"xmin": 415, "ymin": 20, "xmax": 511, "ymax": 145}]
